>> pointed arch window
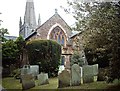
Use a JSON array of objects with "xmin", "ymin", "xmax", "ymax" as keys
[{"xmin": 49, "ymin": 26, "xmax": 66, "ymax": 46}]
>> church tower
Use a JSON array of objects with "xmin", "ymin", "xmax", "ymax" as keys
[{"xmin": 19, "ymin": 0, "xmax": 37, "ymax": 39}]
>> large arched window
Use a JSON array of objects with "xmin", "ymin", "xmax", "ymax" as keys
[{"xmin": 49, "ymin": 26, "xmax": 66, "ymax": 46}]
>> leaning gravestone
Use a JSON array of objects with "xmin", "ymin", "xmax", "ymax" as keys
[
  {"xmin": 83, "ymin": 65, "xmax": 94, "ymax": 83},
  {"xmin": 71, "ymin": 64, "xmax": 81, "ymax": 86},
  {"xmin": 37, "ymin": 73, "xmax": 49, "ymax": 85},
  {"xmin": 21, "ymin": 74, "xmax": 35, "ymax": 90},
  {"xmin": 58, "ymin": 69, "xmax": 71, "ymax": 88}
]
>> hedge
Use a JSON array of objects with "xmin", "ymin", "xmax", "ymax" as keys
[{"xmin": 26, "ymin": 39, "xmax": 61, "ymax": 77}]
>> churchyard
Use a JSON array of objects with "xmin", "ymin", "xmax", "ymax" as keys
[{"xmin": 2, "ymin": 63, "xmax": 120, "ymax": 90}]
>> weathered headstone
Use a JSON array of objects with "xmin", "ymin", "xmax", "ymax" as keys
[
  {"xmin": 80, "ymin": 67, "xmax": 83, "ymax": 84},
  {"xmin": 92, "ymin": 64, "xmax": 98, "ymax": 82},
  {"xmin": 30, "ymin": 65, "xmax": 39, "ymax": 77},
  {"xmin": 71, "ymin": 64, "xmax": 81, "ymax": 86},
  {"xmin": 58, "ymin": 65, "xmax": 65, "ymax": 75},
  {"xmin": 37, "ymin": 73, "xmax": 49, "ymax": 85},
  {"xmin": 58, "ymin": 69, "xmax": 71, "ymax": 88},
  {"xmin": 83, "ymin": 65, "xmax": 94, "ymax": 83},
  {"xmin": 21, "ymin": 74, "xmax": 35, "ymax": 90},
  {"xmin": 21, "ymin": 65, "xmax": 39, "ymax": 79},
  {"xmin": 21, "ymin": 65, "xmax": 30, "ymax": 75}
]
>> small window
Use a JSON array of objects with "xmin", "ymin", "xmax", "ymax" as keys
[
  {"xmin": 61, "ymin": 56, "xmax": 65, "ymax": 65},
  {"xmin": 61, "ymin": 36, "xmax": 64, "ymax": 45}
]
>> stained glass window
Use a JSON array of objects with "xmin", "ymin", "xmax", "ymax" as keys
[
  {"xmin": 49, "ymin": 26, "xmax": 66, "ymax": 46},
  {"xmin": 61, "ymin": 36, "xmax": 64, "ymax": 45}
]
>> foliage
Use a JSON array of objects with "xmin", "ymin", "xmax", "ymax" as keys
[
  {"xmin": 0, "ymin": 28, "xmax": 9, "ymax": 42},
  {"xmin": 15, "ymin": 36, "xmax": 26, "ymax": 67},
  {"xmin": 84, "ymin": 48, "xmax": 109, "ymax": 68},
  {"xmin": 70, "ymin": 52, "xmax": 85, "ymax": 66},
  {"xmin": 98, "ymin": 68, "xmax": 109, "ymax": 81},
  {"xmin": 2, "ymin": 40, "xmax": 19, "ymax": 68},
  {"xmin": 67, "ymin": 1, "xmax": 120, "ymax": 82},
  {"xmin": 26, "ymin": 39, "xmax": 61, "ymax": 77},
  {"xmin": 12, "ymin": 68, "xmax": 21, "ymax": 79},
  {"xmin": 2, "ymin": 36, "xmax": 25, "ymax": 76}
]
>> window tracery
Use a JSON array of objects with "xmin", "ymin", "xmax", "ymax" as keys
[{"xmin": 49, "ymin": 26, "xmax": 66, "ymax": 46}]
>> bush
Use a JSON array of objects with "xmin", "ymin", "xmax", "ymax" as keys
[
  {"xmin": 70, "ymin": 52, "xmax": 85, "ymax": 67},
  {"xmin": 98, "ymin": 68, "xmax": 109, "ymax": 81},
  {"xmin": 26, "ymin": 39, "xmax": 61, "ymax": 77},
  {"xmin": 12, "ymin": 68, "xmax": 21, "ymax": 79}
]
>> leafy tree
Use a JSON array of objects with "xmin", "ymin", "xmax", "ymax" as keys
[
  {"xmin": 2, "ymin": 36, "xmax": 25, "ymax": 67},
  {"xmin": 0, "ymin": 28, "xmax": 9, "ymax": 42},
  {"xmin": 15, "ymin": 36, "xmax": 25, "ymax": 67},
  {"xmin": 2, "ymin": 40, "xmax": 19, "ymax": 68},
  {"xmin": 66, "ymin": 1, "xmax": 120, "ymax": 82}
]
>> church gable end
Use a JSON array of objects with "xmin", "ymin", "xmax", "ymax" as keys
[{"xmin": 36, "ymin": 12, "xmax": 72, "ymax": 40}]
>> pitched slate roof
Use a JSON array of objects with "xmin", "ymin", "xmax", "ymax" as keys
[{"xmin": 25, "ymin": 12, "xmax": 72, "ymax": 40}]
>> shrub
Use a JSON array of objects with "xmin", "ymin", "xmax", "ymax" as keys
[
  {"xmin": 70, "ymin": 52, "xmax": 85, "ymax": 67},
  {"xmin": 26, "ymin": 39, "xmax": 61, "ymax": 77},
  {"xmin": 12, "ymin": 68, "xmax": 21, "ymax": 79},
  {"xmin": 98, "ymin": 67, "xmax": 109, "ymax": 81}
]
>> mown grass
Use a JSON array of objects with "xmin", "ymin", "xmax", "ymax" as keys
[{"xmin": 2, "ymin": 77, "xmax": 120, "ymax": 91}]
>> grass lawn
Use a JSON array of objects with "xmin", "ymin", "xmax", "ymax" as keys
[{"xmin": 2, "ymin": 77, "xmax": 120, "ymax": 90}]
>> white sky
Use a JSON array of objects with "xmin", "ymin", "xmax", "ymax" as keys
[{"xmin": 0, "ymin": 0, "xmax": 75, "ymax": 37}]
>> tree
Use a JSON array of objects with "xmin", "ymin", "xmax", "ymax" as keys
[
  {"xmin": 15, "ymin": 36, "xmax": 25, "ymax": 67},
  {"xmin": 2, "ymin": 40, "xmax": 19, "ymax": 68},
  {"xmin": 67, "ymin": 1, "xmax": 120, "ymax": 82},
  {"xmin": 2, "ymin": 36, "xmax": 25, "ymax": 67},
  {"xmin": 0, "ymin": 28, "xmax": 9, "ymax": 42}
]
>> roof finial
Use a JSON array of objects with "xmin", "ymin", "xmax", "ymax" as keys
[{"xmin": 55, "ymin": 8, "xmax": 58, "ymax": 14}]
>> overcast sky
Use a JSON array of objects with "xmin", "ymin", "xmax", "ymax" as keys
[{"xmin": 0, "ymin": 0, "xmax": 75, "ymax": 36}]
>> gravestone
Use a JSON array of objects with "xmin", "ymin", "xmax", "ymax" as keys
[
  {"xmin": 83, "ymin": 65, "xmax": 94, "ymax": 83},
  {"xmin": 21, "ymin": 65, "xmax": 30, "ymax": 75},
  {"xmin": 30, "ymin": 65, "xmax": 39, "ymax": 77},
  {"xmin": 80, "ymin": 67, "xmax": 83, "ymax": 84},
  {"xmin": 92, "ymin": 64, "xmax": 98, "ymax": 82},
  {"xmin": 58, "ymin": 65, "xmax": 65, "ymax": 75},
  {"xmin": 71, "ymin": 64, "xmax": 81, "ymax": 86},
  {"xmin": 37, "ymin": 73, "xmax": 49, "ymax": 85},
  {"xmin": 21, "ymin": 74, "xmax": 35, "ymax": 90},
  {"xmin": 21, "ymin": 65, "xmax": 39, "ymax": 79},
  {"xmin": 58, "ymin": 69, "xmax": 71, "ymax": 88}
]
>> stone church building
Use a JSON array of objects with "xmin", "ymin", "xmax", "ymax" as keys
[{"xmin": 19, "ymin": 0, "xmax": 87, "ymax": 68}]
